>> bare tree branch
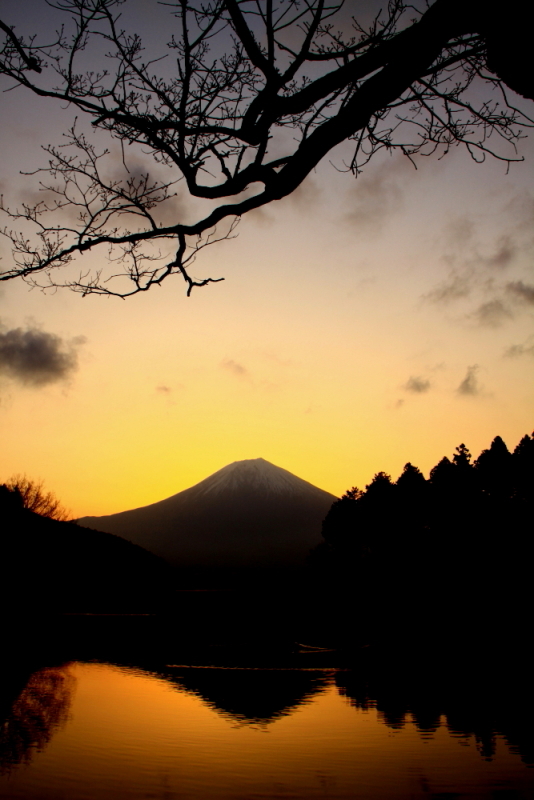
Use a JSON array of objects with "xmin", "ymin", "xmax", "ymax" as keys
[
  {"xmin": 3, "ymin": 474, "xmax": 71, "ymax": 521},
  {"xmin": 0, "ymin": 0, "xmax": 532, "ymax": 298}
]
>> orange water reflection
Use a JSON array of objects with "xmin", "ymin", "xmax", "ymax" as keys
[{"xmin": 0, "ymin": 662, "xmax": 532, "ymax": 799}]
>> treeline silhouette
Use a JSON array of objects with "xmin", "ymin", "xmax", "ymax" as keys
[{"xmin": 312, "ymin": 433, "xmax": 534, "ymax": 651}]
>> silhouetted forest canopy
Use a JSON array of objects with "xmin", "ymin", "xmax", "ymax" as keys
[{"xmin": 313, "ymin": 432, "xmax": 533, "ymax": 649}]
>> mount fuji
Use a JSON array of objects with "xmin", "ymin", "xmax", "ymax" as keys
[{"xmin": 77, "ymin": 459, "xmax": 336, "ymax": 568}]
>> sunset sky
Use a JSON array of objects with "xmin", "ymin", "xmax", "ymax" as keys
[{"xmin": 1, "ymin": 0, "xmax": 532, "ymax": 518}]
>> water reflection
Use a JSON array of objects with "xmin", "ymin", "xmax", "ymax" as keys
[
  {"xmin": 0, "ymin": 660, "xmax": 533, "ymax": 800},
  {"xmin": 162, "ymin": 667, "xmax": 329, "ymax": 725},
  {"xmin": 335, "ymin": 668, "xmax": 534, "ymax": 767},
  {"xmin": 0, "ymin": 665, "xmax": 75, "ymax": 774}
]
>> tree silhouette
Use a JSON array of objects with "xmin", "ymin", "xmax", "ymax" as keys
[
  {"xmin": 315, "ymin": 431, "xmax": 534, "ymax": 648},
  {"xmin": 396, "ymin": 462, "xmax": 426, "ymax": 493},
  {"xmin": 395, "ymin": 463, "xmax": 429, "ymax": 539},
  {"xmin": 429, "ymin": 456, "xmax": 455, "ymax": 489},
  {"xmin": 513, "ymin": 432, "xmax": 534, "ymax": 501},
  {"xmin": 2, "ymin": 475, "xmax": 71, "ymax": 521},
  {"xmin": 475, "ymin": 435, "xmax": 513, "ymax": 500},
  {"xmin": 0, "ymin": 0, "xmax": 532, "ymax": 297}
]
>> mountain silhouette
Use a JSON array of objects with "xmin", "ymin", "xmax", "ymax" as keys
[{"xmin": 78, "ymin": 459, "xmax": 336, "ymax": 568}]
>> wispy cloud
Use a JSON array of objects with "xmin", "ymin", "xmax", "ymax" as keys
[
  {"xmin": 459, "ymin": 280, "xmax": 534, "ymax": 328},
  {"xmin": 0, "ymin": 324, "xmax": 85, "ymax": 386},
  {"xmin": 425, "ymin": 193, "xmax": 534, "ymax": 324},
  {"xmin": 286, "ymin": 175, "xmax": 321, "ymax": 210},
  {"xmin": 476, "ymin": 235, "xmax": 517, "ymax": 270},
  {"xmin": 506, "ymin": 280, "xmax": 534, "ymax": 305},
  {"xmin": 403, "ymin": 376, "xmax": 431, "ymax": 393},
  {"xmin": 221, "ymin": 358, "xmax": 249, "ymax": 377},
  {"xmin": 504, "ymin": 190, "xmax": 534, "ymax": 233},
  {"xmin": 343, "ymin": 156, "xmax": 413, "ymax": 234},
  {"xmin": 424, "ymin": 270, "xmax": 473, "ymax": 304},
  {"xmin": 155, "ymin": 383, "xmax": 182, "ymax": 404},
  {"xmin": 456, "ymin": 365, "xmax": 480, "ymax": 397},
  {"xmin": 260, "ymin": 350, "xmax": 294, "ymax": 368},
  {"xmin": 443, "ymin": 215, "xmax": 476, "ymax": 248},
  {"xmin": 504, "ymin": 338, "xmax": 534, "ymax": 358},
  {"xmin": 247, "ymin": 176, "xmax": 321, "ymax": 228},
  {"xmin": 471, "ymin": 299, "xmax": 513, "ymax": 328}
]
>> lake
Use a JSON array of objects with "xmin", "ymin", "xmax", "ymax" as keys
[{"xmin": 1, "ymin": 656, "xmax": 533, "ymax": 799}]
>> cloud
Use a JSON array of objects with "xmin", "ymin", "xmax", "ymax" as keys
[
  {"xmin": 403, "ymin": 376, "xmax": 431, "ymax": 393},
  {"xmin": 427, "ymin": 276, "xmax": 532, "ymax": 326},
  {"xmin": 471, "ymin": 299, "xmax": 513, "ymax": 328},
  {"xmin": 456, "ymin": 365, "xmax": 480, "ymax": 396},
  {"xmin": 425, "ymin": 194, "xmax": 534, "ymax": 317},
  {"xmin": 155, "ymin": 383, "xmax": 182, "ymax": 404},
  {"xmin": 0, "ymin": 324, "xmax": 85, "ymax": 386},
  {"xmin": 477, "ymin": 235, "xmax": 517, "ymax": 270},
  {"xmin": 504, "ymin": 338, "xmax": 534, "ymax": 358},
  {"xmin": 247, "ymin": 204, "xmax": 274, "ymax": 227},
  {"xmin": 506, "ymin": 280, "xmax": 534, "ymax": 305},
  {"xmin": 441, "ymin": 220, "xmax": 513, "ymax": 270},
  {"xmin": 504, "ymin": 190, "xmax": 534, "ymax": 233},
  {"xmin": 343, "ymin": 156, "xmax": 413, "ymax": 234},
  {"xmin": 221, "ymin": 358, "xmax": 248, "ymax": 377},
  {"xmin": 443, "ymin": 216, "xmax": 476, "ymax": 248},
  {"xmin": 424, "ymin": 270, "xmax": 473, "ymax": 304},
  {"xmin": 260, "ymin": 350, "xmax": 294, "ymax": 368},
  {"xmin": 285, "ymin": 176, "xmax": 321, "ymax": 210},
  {"xmin": 15, "ymin": 184, "xmax": 85, "ymax": 227}
]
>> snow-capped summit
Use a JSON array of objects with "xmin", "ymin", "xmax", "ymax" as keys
[
  {"xmin": 191, "ymin": 458, "xmax": 325, "ymax": 497},
  {"xmin": 78, "ymin": 459, "xmax": 336, "ymax": 568}
]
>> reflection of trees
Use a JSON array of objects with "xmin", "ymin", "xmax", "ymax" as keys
[
  {"xmin": 335, "ymin": 668, "xmax": 534, "ymax": 766},
  {"xmin": 164, "ymin": 667, "xmax": 329, "ymax": 725},
  {"xmin": 0, "ymin": 665, "xmax": 75, "ymax": 774}
]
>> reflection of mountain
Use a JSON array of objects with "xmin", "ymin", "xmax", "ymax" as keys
[
  {"xmin": 78, "ymin": 459, "xmax": 336, "ymax": 568},
  {"xmin": 163, "ymin": 667, "xmax": 330, "ymax": 724},
  {"xmin": 0, "ymin": 665, "xmax": 75, "ymax": 774}
]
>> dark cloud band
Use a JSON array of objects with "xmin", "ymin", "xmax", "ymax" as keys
[
  {"xmin": 457, "ymin": 365, "xmax": 480, "ymax": 396},
  {"xmin": 403, "ymin": 376, "xmax": 431, "ymax": 393},
  {"xmin": 0, "ymin": 324, "xmax": 85, "ymax": 386}
]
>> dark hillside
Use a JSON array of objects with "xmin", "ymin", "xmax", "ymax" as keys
[{"xmin": 0, "ymin": 487, "xmax": 173, "ymax": 614}]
